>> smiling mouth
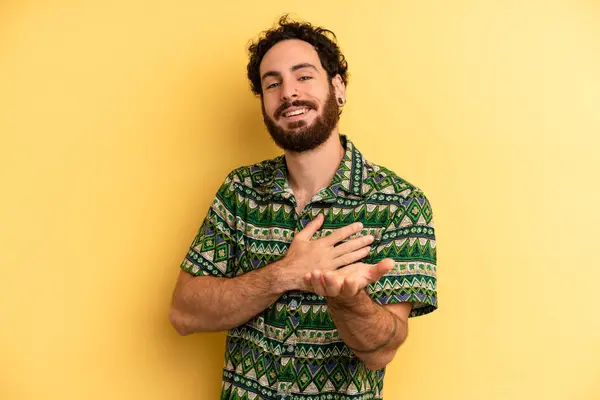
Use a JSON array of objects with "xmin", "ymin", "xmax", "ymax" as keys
[{"xmin": 282, "ymin": 108, "xmax": 310, "ymax": 118}]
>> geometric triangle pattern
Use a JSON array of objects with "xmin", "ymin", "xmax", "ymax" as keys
[{"xmin": 179, "ymin": 135, "xmax": 438, "ymax": 399}]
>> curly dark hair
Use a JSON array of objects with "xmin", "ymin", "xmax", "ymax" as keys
[{"xmin": 246, "ymin": 15, "xmax": 349, "ymax": 96}]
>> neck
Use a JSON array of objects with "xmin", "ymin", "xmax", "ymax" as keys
[{"xmin": 284, "ymin": 129, "xmax": 345, "ymax": 200}]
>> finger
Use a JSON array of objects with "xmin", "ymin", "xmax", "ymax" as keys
[
  {"xmin": 322, "ymin": 221, "xmax": 363, "ymax": 247},
  {"xmin": 331, "ymin": 246, "xmax": 372, "ymax": 269},
  {"xmin": 323, "ymin": 271, "xmax": 343, "ymax": 297},
  {"xmin": 369, "ymin": 258, "xmax": 395, "ymax": 282},
  {"xmin": 310, "ymin": 270, "xmax": 327, "ymax": 297},
  {"xmin": 331, "ymin": 234, "xmax": 374, "ymax": 258},
  {"xmin": 304, "ymin": 272, "xmax": 313, "ymax": 290},
  {"xmin": 339, "ymin": 276, "xmax": 360, "ymax": 298},
  {"xmin": 296, "ymin": 214, "xmax": 324, "ymax": 240}
]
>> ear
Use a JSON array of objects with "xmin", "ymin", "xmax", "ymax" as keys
[{"xmin": 331, "ymin": 74, "xmax": 347, "ymax": 105}]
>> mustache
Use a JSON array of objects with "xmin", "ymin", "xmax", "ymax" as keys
[{"xmin": 275, "ymin": 100, "xmax": 317, "ymax": 120}]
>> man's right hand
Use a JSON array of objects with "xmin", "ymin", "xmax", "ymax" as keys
[{"xmin": 274, "ymin": 214, "xmax": 374, "ymax": 292}]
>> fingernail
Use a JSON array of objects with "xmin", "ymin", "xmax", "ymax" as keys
[{"xmin": 357, "ymin": 222, "xmax": 363, "ymax": 230}]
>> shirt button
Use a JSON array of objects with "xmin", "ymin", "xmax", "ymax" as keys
[{"xmin": 287, "ymin": 345, "xmax": 295, "ymax": 352}]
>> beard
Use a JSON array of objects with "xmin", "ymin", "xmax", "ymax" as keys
[{"xmin": 261, "ymin": 85, "xmax": 340, "ymax": 153}]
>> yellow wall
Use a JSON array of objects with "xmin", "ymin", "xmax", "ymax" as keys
[{"xmin": 1, "ymin": 1, "xmax": 599, "ymax": 399}]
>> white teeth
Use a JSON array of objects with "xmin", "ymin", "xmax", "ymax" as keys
[{"xmin": 283, "ymin": 108, "xmax": 307, "ymax": 117}]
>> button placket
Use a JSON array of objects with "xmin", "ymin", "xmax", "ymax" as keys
[{"xmin": 285, "ymin": 297, "xmax": 299, "ymax": 360}]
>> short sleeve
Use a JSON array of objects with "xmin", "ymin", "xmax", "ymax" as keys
[
  {"xmin": 180, "ymin": 172, "xmax": 239, "ymax": 278},
  {"xmin": 365, "ymin": 189, "xmax": 438, "ymax": 317}
]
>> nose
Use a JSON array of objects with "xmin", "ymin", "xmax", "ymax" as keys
[{"xmin": 280, "ymin": 77, "xmax": 299, "ymax": 102}]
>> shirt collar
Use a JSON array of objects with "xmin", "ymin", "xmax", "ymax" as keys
[{"xmin": 268, "ymin": 135, "xmax": 369, "ymax": 201}]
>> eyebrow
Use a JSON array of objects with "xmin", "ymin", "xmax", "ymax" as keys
[{"xmin": 261, "ymin": 63, "xmax": 318, "ymax": 82}]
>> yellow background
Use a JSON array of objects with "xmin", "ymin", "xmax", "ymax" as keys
[{"xmin": 1, "ymin": 1, "xmax": 599, "ymax": 399}]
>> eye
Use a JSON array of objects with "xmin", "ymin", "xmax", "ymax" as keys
[
  {"xmin": 299, "ymin": 76, "xmax": 312, "ymax": 81},
  {"xmin": 266, "ymin": 82, "xmax": 280, "ymax": 89}
]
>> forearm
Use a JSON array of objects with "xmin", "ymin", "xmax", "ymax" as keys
[
  {"xmin": 327, "ymin": 290, "xmax": 408, "ymax": 370},
  {"xmin": 170, "ymin": 259, "xmax": 292, "ymax": 334}
]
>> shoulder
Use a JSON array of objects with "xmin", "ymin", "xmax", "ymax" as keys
[
  {"xmin": 363, "ymin": 158, "xmax": 429, "ymax": 202},
  {"xmin": 223, "ymin": 155, "xmax": 285, "ymax": 193}
]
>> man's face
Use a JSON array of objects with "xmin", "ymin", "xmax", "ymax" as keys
[{"xmin": 259, "ymin": 39, "xmax": 340, "ymax": 153}]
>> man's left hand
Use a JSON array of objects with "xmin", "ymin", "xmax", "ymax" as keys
[{"xmin": 303, "ymin": 258, "xmax": 395, "ymax": 300}]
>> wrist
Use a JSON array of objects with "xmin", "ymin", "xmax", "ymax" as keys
[
  {"xmin": 266, "ymin": 257, "xmax": 298, "ymax": 294},
  {"xmin": 328, "ymin": 289, "xmax": 369, "ymax": 313}
]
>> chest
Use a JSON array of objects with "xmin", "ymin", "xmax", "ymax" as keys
[{"xmin": 232, "ymin": 197, "xmax": 386, "ymax": 275}]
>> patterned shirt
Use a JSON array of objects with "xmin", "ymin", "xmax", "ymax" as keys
[{"xmin": 180, "ymin": 135, "xmax": 437, "ymax": 400}]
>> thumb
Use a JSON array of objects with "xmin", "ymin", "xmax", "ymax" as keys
[
  {"xmin": 297, "ymin": 214, "xmax": 324, "ymax": 240},
  {"xmin": 371, "ymin": 258, "xmax": 395, "ymax": 281}
]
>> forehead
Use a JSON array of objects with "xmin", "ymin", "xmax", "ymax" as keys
[{"xmin": 259, "ymin": 39, "xmax": 324, "ymax": 75}]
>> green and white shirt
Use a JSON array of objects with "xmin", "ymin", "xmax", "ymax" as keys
[{"xmin": 180, "ymin": 135, "xmax": 437, "ymax": 400}]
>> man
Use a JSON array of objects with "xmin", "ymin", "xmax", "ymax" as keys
[{"xmin": 169, "ymin": 16, "xmax": 437, "ymax": 400}]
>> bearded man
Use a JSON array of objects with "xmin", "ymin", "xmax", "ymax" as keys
[{"xmin": 169, "ymin": 16, "xmax": 438, "ymax": 400}]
